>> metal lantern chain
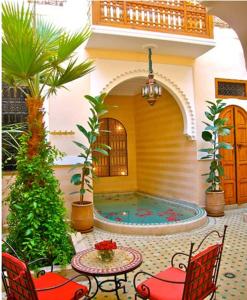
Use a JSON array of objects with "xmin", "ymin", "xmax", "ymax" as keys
[
  {"xmin": 148, "ymin": 48, "xmax": 153, "ymax": 74},
  {"xmin": 142, "ymin": 48, "xmax": 162, "ymax": 106}
]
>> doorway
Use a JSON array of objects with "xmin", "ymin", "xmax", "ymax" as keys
[{"xmin": 220, "ymin": 105, "xmax": 247, "ymax": 205}]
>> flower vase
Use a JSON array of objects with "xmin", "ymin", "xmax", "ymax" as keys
[{"xmin": 97, "ymin": 249, "xmax": 114, "ymax": 262}]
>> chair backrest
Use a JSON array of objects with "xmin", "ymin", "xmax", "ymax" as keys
[
  {"xmin": 182, "ymin": 243, "xmax": 222, "ymax": 300},
  {"xmin": 2, "ymin": 252, "xmax": 38, "ymax": 300},
  {"xmin": 181, "ymin": 225, "xmax": 227, "ymax": 300}
]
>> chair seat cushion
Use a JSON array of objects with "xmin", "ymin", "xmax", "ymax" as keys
[
  {"xmin": 136, "ymin": 267, "xmax": 186, "ymax": 300},
  {"xmin": 33, "ymin": 272, "xmax": 88, "ymax": 300}
]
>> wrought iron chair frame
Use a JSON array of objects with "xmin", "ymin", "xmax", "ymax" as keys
[
  {"xmin": 133, "ymin": 225, "xmax": 228, "ymax": 300},
  {"xmin": 2, "ymin": 240, "xmax": 98, "ymax": 299}
]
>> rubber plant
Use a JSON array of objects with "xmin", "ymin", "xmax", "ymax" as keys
[
  {"xmin": 199, "ymin": 99, "xmax": 232, "ymax": 191},
  {"xmin": 199, "ymin": 99, "xmax": 232, "ymax": 216},
  {"xmin": 2, "ymin": 2, "xmax": 94, "ymax": 265},
  {"xmin": 70, "ymin": 94, "xmax": 110, "ymax": 232}
]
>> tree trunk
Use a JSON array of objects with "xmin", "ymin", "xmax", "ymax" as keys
[{"xmin": 26, "ymin": 96, "xmax": 45, "ymax": 158}]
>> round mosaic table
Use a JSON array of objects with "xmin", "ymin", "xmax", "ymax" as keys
[{"xmin": 71, "ymin": 246, "xmax": 142, "ymax": 299}]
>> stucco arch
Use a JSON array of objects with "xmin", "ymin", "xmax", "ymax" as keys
[{"xmin": 100, "ymin": 69, "xmax": 196, "ymax": 140}]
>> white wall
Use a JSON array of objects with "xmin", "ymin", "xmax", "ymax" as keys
[
  {"xmin": 194, "ymin": 26, "xmax": 247, "ymax": 205},
  {"xmin": 4, "ymin": 1, "xmax": 247, "ymax": 208}
]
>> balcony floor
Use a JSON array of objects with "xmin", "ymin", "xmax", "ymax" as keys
[{"xmin": 86, "ymin": 25, "xmax": 216, "ymax": 58}]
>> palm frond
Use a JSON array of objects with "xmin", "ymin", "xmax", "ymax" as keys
[
  {"xmin": 56, "ymin": 26, "xmax": 91, "ymax": 64},
  {"xmin": 2, "ymin": 2, "xmax": 93, "ymax": 98},
  {"xmin": 45, "ymin": 59, "xmax": 94, "ymax": 96},
  {"xmin": 36, "ymin": 18, "xmax": 62, "ymax": 53}
]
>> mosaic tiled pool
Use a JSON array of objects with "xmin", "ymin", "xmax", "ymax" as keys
[{"xmin": 94, "ymin": 193, "xmax": 207, "ymax": 235}]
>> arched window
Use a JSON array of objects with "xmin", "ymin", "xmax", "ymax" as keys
[{"xmin": 94, "ymin": 118, "xmax": 128, "ymax": 177}]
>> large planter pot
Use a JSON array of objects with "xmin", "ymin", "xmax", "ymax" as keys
[
  {"xmin": 71, "ymin": 201, "xmax": 94, "ymax": 233},
  {"xmin": 206, "ymin": 191, "xmax": 225, "ymax": 217}
]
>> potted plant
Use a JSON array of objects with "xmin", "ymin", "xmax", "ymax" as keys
[
  {"xmin": 199, "ymin": 99, "xmax": 232, "ymax": 217},
  {"xmin": 70, "ymin": 94, "xmax": 110, "ymax": 232},
  {"xmin": 2, "ymin": 2, "xmax": 93, "ymax": 264}
]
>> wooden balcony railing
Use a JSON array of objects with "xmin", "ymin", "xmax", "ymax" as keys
[{"xmin": 92, "ymin": 0, "xmax": 213, "ymax": 39}]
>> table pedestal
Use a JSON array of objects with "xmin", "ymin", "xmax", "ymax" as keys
[{"xmin": 96, "ymin": 273, "xmax": 127, "ymax": 299}]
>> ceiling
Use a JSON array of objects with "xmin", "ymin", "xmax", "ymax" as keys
[
  {"xmin": 109, "ymin": 77, "xmax": 150, "ymax": 96},
  {"xmin": 201, "ymin": 1, "xmax": 247, "ymax": 68}
]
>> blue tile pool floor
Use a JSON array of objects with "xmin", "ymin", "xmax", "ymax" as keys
[{"xmin": 94, "ymin": 193, "xmax": 203, "ymax": 225}]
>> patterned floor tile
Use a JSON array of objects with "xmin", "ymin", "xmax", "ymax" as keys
[{"xmin": 2, "ymin": 208, "xmax": 247, "ymax": 299}]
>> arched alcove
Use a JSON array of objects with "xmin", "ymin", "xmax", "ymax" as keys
[{"xmin": 100, "ymin": 69, "xmax": 196, "ymax": 140}]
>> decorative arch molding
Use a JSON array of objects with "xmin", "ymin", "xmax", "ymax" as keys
[{"xmin": 101, "ymin": 69, "xmax": 196, "ymax": 140}]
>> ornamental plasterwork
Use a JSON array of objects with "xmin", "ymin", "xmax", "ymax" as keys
[
  {"xmin": 213, "ymin": 16, "xmax": 230, "ymax": 28},
  {"xmin": 101, "ymin": 69, "xmax": 196, "ymax": 140}
]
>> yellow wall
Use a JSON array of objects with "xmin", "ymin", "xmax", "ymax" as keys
[
  {"xmin": 94, "ymin": 92, "xmax": 198, "ymax": 203},
  {"xmin": 94, "ymin": 95, "xmax": 138, "ymax": 193},
  {"xmin": 135, "ymin": 91, "xmax": 198, "ymax": 202}
]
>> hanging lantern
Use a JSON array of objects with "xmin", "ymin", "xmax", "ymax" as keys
[{"xmin": 142, "ymin": 48, "xmax": 162, "ymax": 106}]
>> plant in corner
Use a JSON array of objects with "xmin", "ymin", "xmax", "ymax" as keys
[
  {"xmin": 70, "ymin": 94, "xmax": 110, "ymax": 232},
  {"xmin": 2, "ymin": 2, "xmax": 94, "ymax": 265},
  {"xmin": 199, "ymin": 99, "xmax": 232, "ymax": 217}
]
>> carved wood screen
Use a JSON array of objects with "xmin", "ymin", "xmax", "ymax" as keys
[
  {"xmin": 215, "ymin": 78, "xmax": 247, "ymax": 100},
  {"xmin": 94, "ymin": 118, "xmax": 128, "ymax": 177}
]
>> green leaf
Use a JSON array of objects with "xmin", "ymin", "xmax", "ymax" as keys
[
  {"xmin": 76, "ymin": 125, "xmax": 89, "ymax": 138},
  {"xmin": 218, "ymin": 128, "xmax": 231, "ymax": 136},
  {"xmin": 201, "ymin": 155, "xmax": 212, "ymax": 159},
  {"xmin": 73, "ymin": 141, "xmax": 87, "ymax": 150},
  {"xmin": 206, "ymin": 100, "xmax": 217, "ymax": 106},
  {"xmin": 202, "ymin": 131, "xmax": 213, "ymax": 141},
  {"xmin": 99, "ymin": 144, "xmax": 111, "ymax": 150},
  {"xmin": 80, "ymin": 188, "xmax": 86, "ymax": 195},
  {"xmin": 70, "ymin": 173, "xmax": 81, "ymax": 185},
  {"xmin": 217, "ymin": 165, "xmax": 224, "ymax": 176},
  {"xmin": 205, "ymin": 125, "xmax": 217, "ymax": 131},
  {"xmin": 205, "ymin": 112, "xmax": 214, "ymax": 121},
  {"xmin": 13, "ymin": 204, "xmax": 22, "ymax": 210},
  {"xmin": 202, "ymin": 121, "xmax": 211, "ymax": 127},
  {"xmin": 210, "ymin": 160, "xmax": 217, "ymax": 171},
  {"xmin": 216, "ymin": 99, "xmax": 224, "ymax": 104},
  {"xmin": 216, "ymin": 154, "xmax": 223, "ymax": 159},
  {"xmin": 93, "ymin": 147, "xmax": 109, "ymax": 156},
  {"xmin": 25, "ymin": 229, "xmax": 32, "ymax": 236},
  {"xmin": 199, "ymin": 148, "xmax": 214, "ymax": 153},
  {"xmin": 217, "ymin": 142, "xmax": 232, "ymax": 150}
]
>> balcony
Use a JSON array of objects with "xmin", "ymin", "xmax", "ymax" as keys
[{"xmin": 86, "ymin": 0, "xmax": 216, "ymax": 58}]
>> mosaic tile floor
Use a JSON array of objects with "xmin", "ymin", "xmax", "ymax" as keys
[
  {"xmin": 73, "ymin": 207, "xmax": 247, "ymax": 300},
  {"xmin": 2, "ymin": 207, "xmax": 247, "ymax": 299}
]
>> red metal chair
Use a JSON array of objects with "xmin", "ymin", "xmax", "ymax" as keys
[
  {"xmin": 2, "ymin": 251, "xmax": 94, "ymax": 300},
  {"xmin": 133, "ymin": 225, "xmax": 227, "ymax": 300}
]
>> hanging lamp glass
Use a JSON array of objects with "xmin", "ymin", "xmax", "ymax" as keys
[{"xmin": 142, "ymin": 48, "xmax": 162, "ymax": 106}]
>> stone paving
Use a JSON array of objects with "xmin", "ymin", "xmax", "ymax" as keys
[
  {"xmin": 2, "ymin": 207, "xmax": 247, "ymax": 299},
  {"xmin": 73, "ymin": 207, "xmax": 247, "ymax": 300}
]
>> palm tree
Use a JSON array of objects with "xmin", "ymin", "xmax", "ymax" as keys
[
  {"xmin": 2, "ymin": 2, "xmax": 93, "ymax": 158},
  {"xmin": 2, "ymin": 2, "xmax": 94, "ymax": 265}
]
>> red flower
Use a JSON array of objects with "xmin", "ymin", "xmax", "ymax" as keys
[{"xmin": 95, "ymin": 240, "xmax": 117, "ymax": 250}]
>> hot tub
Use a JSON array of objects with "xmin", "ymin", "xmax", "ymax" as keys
[{"xmin": 94, "ymin": 192, "xmax": 207, "ymax": 235}]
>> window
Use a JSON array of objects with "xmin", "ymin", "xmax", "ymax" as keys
[
  {"xmin": 2, "ymin": 84, "xmax": 28, "ymax": 170},
  {"xmin": 215, "ymin": 78, "xmax": 247, "ymax": 99},
  {"xmin": 94, "ymin": 118, "xmax": 128, "ymax": 177}
]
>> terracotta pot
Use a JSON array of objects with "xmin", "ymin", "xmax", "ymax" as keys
[
  {"xmin": 206, "ymin": 191, "xmax": 225, "ymax": 217},
  {"xmin": 71, "ymin": 201, "xmax": 94, "ymax": 232}
]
